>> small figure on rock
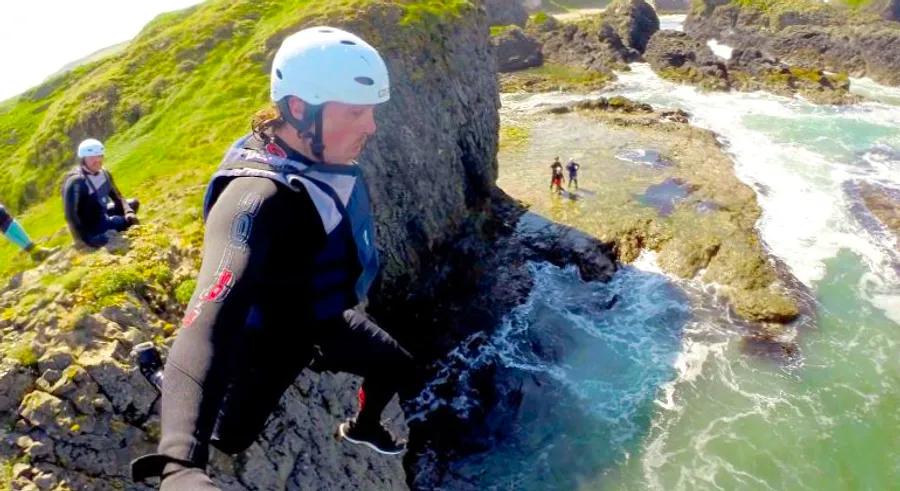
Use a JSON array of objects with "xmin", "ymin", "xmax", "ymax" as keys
[{"xmin": 62, "ymin": 138, "xmax": 140, "ymax": 248}]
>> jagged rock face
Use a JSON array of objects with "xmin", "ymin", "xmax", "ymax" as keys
[
  {"xmin": 0, "ymin": 2, "xmax": 501, "ymax": 490},
  {"xmin": 645, "ymin": 30, "xmax": 854, "ymax": 103},
  {"xmin": 685, "ymin": 0, "xmax": 900, "ymax": 86},
  {"xmin": 644, "ymin": 30, "xmax": 730, "ymax": 90},
  {"xmin": 605, "ymin": 0, "xmax": 661, "ymax": 53},
  {"xmin": 493, "ymin": 27, "xmax": 544, "ymax": 72},
  {"xmin": 335, "ymin": 6, "xmax": 501, "ymax": 305},
  {"xmin": 537, "ymin": 19, "xmax": 637, "ymax": 73},
  {"xmin": 484, "ymin": 0, "xmax": 529, "ymax": 26}
]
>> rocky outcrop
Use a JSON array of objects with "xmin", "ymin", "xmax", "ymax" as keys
[
  {"xmin": 645, "ymin": 30, "xmax": 730, "ymax": 90},
  {"xmin": 532, "ymin": 0, "xmax": 661, "ymax": 73},
  {"xmin": 645, "ymin": 30, "xmax": 855, "ymax": 103},
  {"xmin": 492, "ymin": 27, "xmax": 543, "ymax": 72},
  {"xmin": 845, "ymin": 181, "xmax": 900, "ymax": 241},
  {"xmin": 484, "ymin": 0, "xmax": 529, "ymax": 27},
  {"xmin": 685, "ymin": 0, "xmax": 900, "ymax": 86},
  {"xmin": 605, "ymin": 0, "xmax": 660, "ymax": 53},
  {"xmin": 0, "ymin": 2, "xmax": 501, "ymax": 490},
  {"xmin": 534, "ymin": 16, "xmax": 637, "ymax": 73}
]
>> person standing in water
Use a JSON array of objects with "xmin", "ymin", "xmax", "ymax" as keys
[
  {"xmin": 566, "ymin": 157, "xmax": 580, "ymax": 190},
  {"xmin": 550, "ymin": 156, "xmax": 564, "ymax": 194},
  {"xmin": 131, "ymin": 26, "xmax": 416, "ymax": 490}
]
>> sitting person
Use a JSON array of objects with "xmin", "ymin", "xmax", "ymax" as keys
[{"xmin": 62, "ymin": 138, "xmax": 139, "ymax": 248}]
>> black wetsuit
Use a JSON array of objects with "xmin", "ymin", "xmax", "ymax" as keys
[
  {"xmin": 132, "ymin": 135, "xmax": 414, "ymax": 489},
  {"xmin": 61, "ymin": 166, "xmax": 138, "ymax": 248}
]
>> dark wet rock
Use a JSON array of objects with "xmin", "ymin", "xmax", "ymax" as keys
[
  {"xmin": 493, "ymin": 27, "xmax": 544, "ymax": 72},
  {"xmin": 645, "ymin": 30, "xmax": 730, "ymax": 90},
  {"xmin": 685, "ymin": 0, "xmax": 900, "ymax": 87},
  {"xmin": 543, "ymin": 96, "xmax": 654, "ymax": 115},
  {"xmin": 845, "ymin": 180, "xmax": 900, "ymax": 241},
  {"xmin": 605, "ymin": 0, "xmax": 661, "ymax": 53},
  {"xmin": 645, "ymin": 30, "xmax": 855, "ymax": 103},
  {"xmin": 515, "ymin": 213, "xmax": 617, "ymax": 282}
]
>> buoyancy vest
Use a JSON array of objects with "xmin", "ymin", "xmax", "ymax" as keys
[{"xmin": 203, "ymin": 134, "xmax": 380, "ymax": 320}]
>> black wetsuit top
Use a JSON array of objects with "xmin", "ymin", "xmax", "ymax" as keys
[
  {"xmin": 61, "ymin": 166, "xmax": 133, "ymax": 247},
  {"xmin": 131, "ymin": 134, "xmax": 417, "ymax": 490},
  {"xmin": 156, "ymin": 135, "xmax": 331, "ymax": 464}
]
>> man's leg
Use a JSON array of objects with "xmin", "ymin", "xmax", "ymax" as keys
[
  {"xmin": 210, "ymin": 312, "xmax": 314, "ymax": 453},
  {"xmin": 315, "ymin": 308, "xmax": 415, "ymax": 452}
]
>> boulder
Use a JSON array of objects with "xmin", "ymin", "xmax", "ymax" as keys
[
  {"xmin": 493, "ymin": 27, "xmax": 544, "ymax": 72},
  {"xmin": 606, "ymin": 0, "xmax": 661, "ymax": 53}
]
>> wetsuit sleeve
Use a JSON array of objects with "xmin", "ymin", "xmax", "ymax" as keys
[
  {"xmin": 62, "ymin": 176, "xmax": 107, "ymax": 247},
  {"xmin": 155, "ymin": 177, "xmax": 284, "ymax": 470},
  {"xmin": 106, "ymin": 171, "xmax": 132, "ymax": 215}
]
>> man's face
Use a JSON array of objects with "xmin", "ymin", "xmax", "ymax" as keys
[
  {"xmin": 320, "ymin": 102, "xmax": 377, "ymax": 164},
  {"xmin": 83, "ymin": 155, "xmax": 104, "ymax": 173}
]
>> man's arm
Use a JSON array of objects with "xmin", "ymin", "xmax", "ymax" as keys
[{"xmin": 106, "ymin": 171, "xmax": 133, "ymax": 216}]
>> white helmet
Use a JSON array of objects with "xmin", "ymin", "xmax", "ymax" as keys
[
  {"xmin": 77, "ymin": 139, "xmax": 105, "ymax": 158},
  {"xmin": 270, "ymin": 26, "xmax": 390, "ymax": 105}
]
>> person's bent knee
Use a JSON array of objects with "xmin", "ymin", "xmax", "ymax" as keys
[{"xmin": 128, "ymin": 198, "xmax": 140, "ymax": 214}]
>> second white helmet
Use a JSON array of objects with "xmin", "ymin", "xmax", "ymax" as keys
[
  {"xmin": 77, "ymin": 139, "xmax": 105, "ymax": 158},
  {"xmin": 270, "ymin": 26, "xmax": 390, "ymax": 106}
]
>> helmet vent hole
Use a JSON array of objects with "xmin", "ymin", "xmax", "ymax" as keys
[
  {"xmin": 319, "ymin": 29, "xmax": 333, "ymax": 33},
  {"xmin": 354, "ymin": 76, "xmax": 374, "ymax": 86},
  {"xmin": 276, "ymin": 69, "xmax": 283, "ymax": 80},
  {"xmin": 341, "ymin": 40, "xmax": 357, "ymax": 45}
]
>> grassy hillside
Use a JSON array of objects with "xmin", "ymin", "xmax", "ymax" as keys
[{"xmin": 0, "ymin": 0, "xmax": 469, "ymax": 281}]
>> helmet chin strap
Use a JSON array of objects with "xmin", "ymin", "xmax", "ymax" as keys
[{"xmin": 277, "ymin": 98, "xmax": 326, "ymax": 162}]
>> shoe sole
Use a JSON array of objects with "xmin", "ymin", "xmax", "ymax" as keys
[{"xmin": 338, "ymin": 422, "xmax": 405, "ymax": 455}]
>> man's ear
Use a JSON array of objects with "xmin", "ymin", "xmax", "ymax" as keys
[{"xmin": 287, "ymin": 96, "xmax": 306, "ymax": 121}]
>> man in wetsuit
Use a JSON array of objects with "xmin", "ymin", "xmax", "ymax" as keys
[
  {"xmin": 566, "ymin": 157, "xmax": 580, "ymax": 190},
  {"xmin": 61, "ymin": 139, "xmax": 139, "ymax": 248},
  {"xmin": 550, "ymin": 156, "xmax": 564, "ymax": 194},
  {"xmin": 131, "ymin": 26, "xmax": 415, "ymax": 490},
  {"xmin": 0, "ymin": 204, "xmax": 51, "ymax": 261}
]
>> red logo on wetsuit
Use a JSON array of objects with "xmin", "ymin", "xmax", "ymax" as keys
[
  {"xmin": 265, "ymin": 142, "xmax": 287, "ymax": 158},
  {"xmin": 182, "ymin": 268, "xmax": 235, "ymax": 328},
  {"xmin": 182, "ymin": 306, "xmax": 202, "ymax": 328},
  {"xmin": 201, "ymin": 268, "xmax": 234, "ymax": 302}
]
